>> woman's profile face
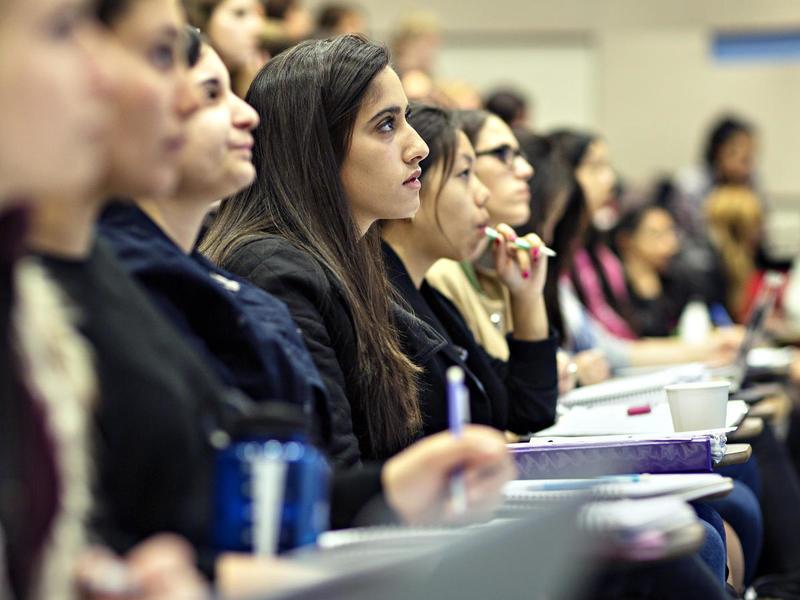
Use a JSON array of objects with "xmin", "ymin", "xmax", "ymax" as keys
[
  {"xmin": 415, "ymin": 131, "xmax": 490, "ymax": 261},
  {"xmin": 472, "ymin": 115, "xmax": 533, "ymax": 228},
  {"xmin": 0, "ymin": 0, "xmax": 112, "ymax": 201},
  {"xmin": 629, "ymin": 208, "xmax": 679, "ymax": 273},
  {"xmin": 207, "ymin": 0, "xmax": 264, "ymax": 71},
  {"xmin": 340, "ymin": 66, "xmax": 429, "ymax": 234},
  {"xmin": 575, "ymin": 140, "xmax": 616, "ymax": 214},
  {"xmin": 176, "ymin": 44, "xmax": 260, "ymax": 201},
  {"xmin": 104, "ymin": 0, "xmax": 200, "ymax": 198}
]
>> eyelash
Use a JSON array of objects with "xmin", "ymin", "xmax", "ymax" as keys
[
  {"xmin": 378, "ymin": 110, "xmax": 412, "ymax": 134},
  {"xmin": 457, "ymin": 168, "xmax": 471, "ymax": 179},
  {"xmin": 377, "ymin": 117, "xmax": 395, "ymax": 133}
]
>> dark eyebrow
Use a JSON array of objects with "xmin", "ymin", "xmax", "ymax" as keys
[
  {"xmin": 159, "ymin": 25, "xmax": 180, "ymax": 41},
  {"xmin": 369, "ymin": 105, "xmax": 404, "ymax": 124}
]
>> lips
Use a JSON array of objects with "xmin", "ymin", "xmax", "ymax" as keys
[
  {"xmin": 403, "ymin": 167, "xmax": 422, "ymax": 185},
  {"xmin": 229, "ymin": 137, "xmax": 254, "ymax": 152}
]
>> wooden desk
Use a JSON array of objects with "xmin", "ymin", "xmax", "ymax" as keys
[{"xmin": 716, "ymin": 444, "xmax": 752, "ymax": 468}]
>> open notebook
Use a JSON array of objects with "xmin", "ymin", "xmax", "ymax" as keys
[
  {"xmin": 558, "ymin": 364, "xmax": 708, "ymax": 410},
  {"xmin": 535, "ymin": 399, "xmax": 749, "ymax": 437},
  {"xmin": 502, "ymin": 473, "xmax": 733, "ymax": 505}
]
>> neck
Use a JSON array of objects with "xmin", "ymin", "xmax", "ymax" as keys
[
  {"xmin": 623, "ymin": 252, "xmax": 662, "ymax": 297},
  {"xmin": 137, "ymin": 195, "xmax": 212, "ymax": 254},
  {"xmin": 28, "ymin": 193, "xmax": 104, "ymax": 259},
  {"xmin": 382, "ymin": 225, "xmax": 437, "ymax": 289}
]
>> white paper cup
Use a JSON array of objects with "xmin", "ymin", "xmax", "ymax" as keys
[{"xmin": 664, "ymin": 381, "xmax": 731, "ymax": 431}]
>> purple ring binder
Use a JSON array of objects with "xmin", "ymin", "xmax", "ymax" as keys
[{"xmin": 509, "ymin": 437, "xmax": 713, "ymax": 479}]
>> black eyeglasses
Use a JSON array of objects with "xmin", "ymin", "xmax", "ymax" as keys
[{"xmin": 474, "ymin": 144, "xmax": 527, "ymax": 167}]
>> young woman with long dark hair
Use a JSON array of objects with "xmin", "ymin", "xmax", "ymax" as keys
[
  {"xmin": 380, "ymin": 104, "xmax": 557, "ymax": 438},
  {"xmin": 201, "ymin": 34, "xmax": 430, "ymax": 464}
]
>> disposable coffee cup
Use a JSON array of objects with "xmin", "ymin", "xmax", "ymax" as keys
[{"xmin": 664, "ymin": 380, "xmax": 731, "ymax": 431}]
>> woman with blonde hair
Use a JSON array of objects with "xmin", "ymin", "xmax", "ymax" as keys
[{"xmin": 705, "ymin": 185, "xmax": 763, "ymax": 321}]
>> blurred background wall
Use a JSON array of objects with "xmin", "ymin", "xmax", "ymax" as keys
[{"xmin": 306, "ymin": 0, "xmax": 800, "ymax": 255}]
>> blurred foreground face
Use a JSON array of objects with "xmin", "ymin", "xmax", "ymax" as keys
[
  {"xmin": 716, "ymin": 131, "xmax": 755, "ymax": 184},
  {"xmin": 176, "ymin": 45, "xmax": 259, "ymax": 200},
  {"xmin": 207, "ymin": 0, "xmax": 265, "ymax": 72},
  {"xmin": 575, "ymin": 140, "xmax": 616, "ymax": 214},
  {"xmin": 629, "ymin": 207, "xmax": 679, "ymax": 273},
  {"xmin": 104, "ymin": 0, "xmax": 198, "ymax": 198},
  {"xmin": 0, "ymin": 0, "xmax": 111, "ymax": 202}
]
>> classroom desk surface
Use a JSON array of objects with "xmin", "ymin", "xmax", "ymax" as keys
[{"xmin": 716, "ymin": 443, "xmax": 752, "ymax": 468}]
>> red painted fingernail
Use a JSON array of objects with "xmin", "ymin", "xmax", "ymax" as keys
[
  {"xmin": 533, "ymin": 247, "xmax": 541, "ymax": 260},
  {"xmin": 522, "ymin": 270, "xmax": 530, "ymax": 279},
  {"xmin": 494, "ymin": 238, "xmax": 501, "ymax": 248}
]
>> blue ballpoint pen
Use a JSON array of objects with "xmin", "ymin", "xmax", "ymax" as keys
[{"xmin": 447, "ymin": 366, "xmax": 470, "ymax": 515}]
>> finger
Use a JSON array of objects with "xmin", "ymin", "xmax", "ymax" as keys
[
  {"xmin": 515, "ymin": 245, "xmax": 531, "ymax": 280},
  {"xmin": 522, "ymin": 233, "xmax": 544, "ymax": 262}
]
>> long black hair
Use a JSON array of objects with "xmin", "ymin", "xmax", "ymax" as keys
[
  {"xmin": 200, "ymin": 35, "xmax": 422, "ymax": 456},
  {"xmin": 704, "ymin": 115, "xmax": 753, "ymax": 175},
  {"xmin": 514, "ymin": 130, "xmax": 577, "ymax": 341}
]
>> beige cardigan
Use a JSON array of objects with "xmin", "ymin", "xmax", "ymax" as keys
[{"xmin": 426, "ymin": 258, "xmax": 514, "ymax": 361}]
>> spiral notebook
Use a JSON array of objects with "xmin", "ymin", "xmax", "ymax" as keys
[
  {"xmin": 559, "ymin": 364, "xmax": 708, "ymax": 409},
  {"xmin": 502, "ymin": 473, "xmax": 733, "ymax": 505}
]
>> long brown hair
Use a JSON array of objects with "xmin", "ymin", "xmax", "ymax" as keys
[
  {"xmin": 705, "ymin": 185, "xmax": 763, "ymax": 317},
  {"xmin": 200, "ymin": 34, "xmax": 421, "ymax": 456}
]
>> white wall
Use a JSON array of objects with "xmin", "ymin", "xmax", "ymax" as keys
[
  {"xmin": 437, "ymin": 37, "xmax": 596, "ymax": 130},
  {"xmin": 304, "ymin": 0, "xmax": 800, "ymax": 205}
]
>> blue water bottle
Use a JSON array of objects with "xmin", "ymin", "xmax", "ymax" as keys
[{"xmin": 213, "ymin": 402, "xmax": 330, "ymax": 554}]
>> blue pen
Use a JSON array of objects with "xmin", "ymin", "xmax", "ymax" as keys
[{"xmin": 447, "ymin": 366, "xmax": 470, "ymax": 515}]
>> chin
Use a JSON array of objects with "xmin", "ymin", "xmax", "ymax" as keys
[{"xmin": 396, "ymin": 195, "xmax": 420, "ymax": 219}]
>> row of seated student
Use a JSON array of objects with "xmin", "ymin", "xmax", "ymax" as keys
[
  {"xmin": 0, "ymin": 2, "xmax": 516, "ymax": 598},
  {"xmin": 3, "ymin": 0, "xmax": 799, "ymax": 598}
]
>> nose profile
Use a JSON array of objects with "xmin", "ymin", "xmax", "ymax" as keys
[
  {"xmin": 405, "ymin": 125, "xmax": 430, "ymax": 164},
  {"xmin": 514, "ymin": 156, "xmax": 534, "ymax": 180},
  {"xmin": 231, "ymin": 95, "xmax": 260, "ymax": 131}
]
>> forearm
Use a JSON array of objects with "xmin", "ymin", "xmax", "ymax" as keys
[
  {"xmin": 627, "ymin": 338, "xmax": 707, "ymax": 367},
  {"xmin": 509, "ymin": 292, "xmax": 549, "ymax": 342}
]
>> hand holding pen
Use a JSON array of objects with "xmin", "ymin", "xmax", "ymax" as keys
[{"xmin": 487, "ymin": 223, "xmax": 550, "ymax": 299}]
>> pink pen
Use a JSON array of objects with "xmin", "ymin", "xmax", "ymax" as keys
[{"xmin": 627, "ymin": 405, "xmax": 651, "ymax": 416}]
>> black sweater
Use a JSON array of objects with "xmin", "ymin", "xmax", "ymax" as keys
[
  {"xmin": 383, "ymin": 243, "xmax": 558, "ymax": 436},
  {"xmin": 221, "ymin": 235, "xmax": 393, "ymax": 465}
]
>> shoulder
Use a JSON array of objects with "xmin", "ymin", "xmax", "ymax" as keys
[
  {"xmin": 224, "ymin": 236, "xmax": 333, "ymax": 297},
  {"xmin": 426, "ymin": 258, "xmax": 474, "ymax": 301}
]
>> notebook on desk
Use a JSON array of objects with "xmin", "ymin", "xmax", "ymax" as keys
[
  {"xmin": 502, "ymin": 473, "xmax": 733, "ymax": 505},
  {"xmin": 536, "ymin": 399, "xmax": 748, "ymax": 437},
  {"xmin": 508, "ymin": 435, "xmax": 715, "ymax": 478},
  {"xmin": 558, "ymin": 363, "xmax": 707, "ymax": 409}
]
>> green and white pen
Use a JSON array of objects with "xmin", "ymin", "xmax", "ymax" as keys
[{"xmin": 484, "ymin": 226, "xmax": 557, "ymax": 257}]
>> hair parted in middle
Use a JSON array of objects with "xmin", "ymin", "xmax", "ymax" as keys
[{"xmin": 200, "ymin": 34, "xmax": 422, "ymax": 457}]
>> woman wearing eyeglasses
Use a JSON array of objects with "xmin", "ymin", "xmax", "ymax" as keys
[
  {"xmin": 381, "ymin": 104, "xmax": 558, "ymax": 441},
  {"xmin": 427, "ymin": 110, "xmax": 553, "ymax": 367}
]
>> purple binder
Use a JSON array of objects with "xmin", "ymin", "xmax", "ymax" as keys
[{"xmin": 509, "ymin": 437, "xmax": 713, "ymax": 479}]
